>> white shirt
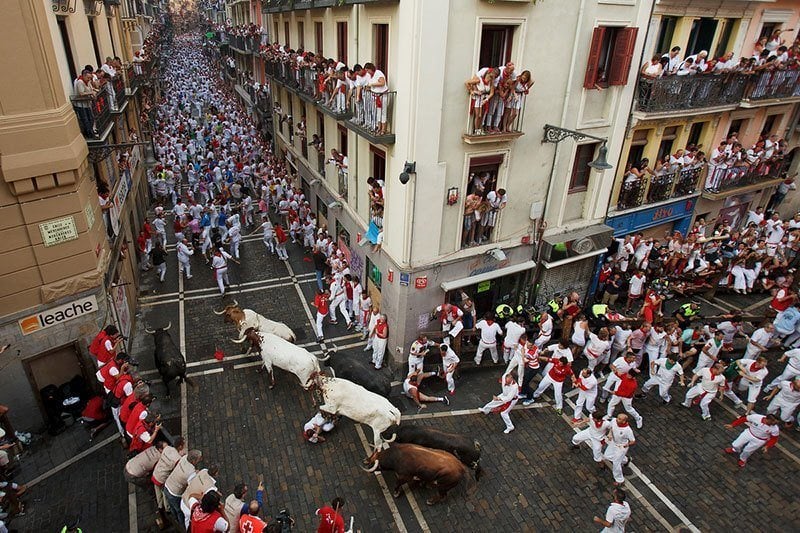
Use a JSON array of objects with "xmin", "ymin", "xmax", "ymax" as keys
[
  {"xmin": 601, "ymin": 501, "xmax": 631, "ymax": 533},
  {"xmin": 612, "ymin": 329, "xmax": 633, "ymax": 351},
  {"xmin": 538, "ymin": 315, "xmax": 553, "ymax": 337},
  {"xmin": 176, "ymin": 242, "xmax": 193, "ymax": 262},
  {"xmin": 785, "ymin": 348, "xmax": 800, "ymax": 370},
  {"xmin": 774, "ymin": 380, "xmax": 800, "ymax": 406},
  {"xmin": 628, "ymin": 275, "xmax": 646, "ymax": 296},
  {"xmin": 608, "ymin": 419, "xmax": 635, "ymax": 448},
  {"xmin": 653, "ymin": 358, "xmax": 683, "ymax": 384},
  {"xmin": 736, "ymin": 359, "xmax": 769, "ymax": 385},
  {"xmin": 611, "ymin": 357, "xmax": 636, "ymax": 376},
  {"xmin": 475, "ymin": 319, "xmax": 503, "ymax": 344},
  {"xmin": 585, "ymin": 333, "xmax": 610, "ymax": 358},
  {"xmin": 546, "ymin": 343, "xmax": 574, "ymax": 363},
  {"xmin": 498, "ymin": 381, "xmax": 518, "ymax": 402},
  {"xmin": 748, "ymin": 328, "xmax": 773, "ymax": 351},
  {"xmin": 697, "ymin": 368, "xmax": 725, "ymax": 393},
  {"xmin": 575, "ymin": 373, "xmax": 598, "ymax": 394},
  {"xmin": 743, "ymin": 414, "xmax": 780, "ymax": 440},
  {"xmin": 441, "ymin": 346, "xmax": 460, "ymax": 368},
  {"xmin": 586, "ymin": 418, "xmax": 611, "ymax": 440},
  {"xmin": 503, "ymin": 321, "xmax": 526, "ymax": 347}
]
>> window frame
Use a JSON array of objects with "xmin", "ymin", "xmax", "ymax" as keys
[
  {"xmin": 373, "ymin": 23, "xmax": 389, "ymax": 76},
  {"xmin": 297, "ymin": 21, "xmax": 305, "ymax": 49},
  {"xmin": 370, "ymin": 146, "xmax": 386, "ymax": 183},
  {"xmin": 584, "ymin": 26, "xmax": 639, "ymax": 89},
  {"xmin": 336, "ymin": 22, "xmax": 348, "ymax": 64},
  {"xmin": 314, "ymin": 21, "xmax": 323, "ymax": 55},
  {"xmin": 569, "ymin": 143, "xmax": 599, "ymax": 193},
  {"xmin": 478, "ymin": 24, "xmax": 515, "ymax": 69},
  {"xmin": 284, "ymin": 21, "xmax": 290, "ymax": 48}
]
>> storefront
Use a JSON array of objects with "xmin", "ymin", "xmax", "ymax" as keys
[
  {"xmin": 606, "ymin": 197, "xmax": 697, "ymax": 238},
  {"xmin": 440, "ymin": 261, "xmax": 536, "ymax": 319}
]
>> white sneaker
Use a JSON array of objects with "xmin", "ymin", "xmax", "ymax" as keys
[{"xmin": 503, "ymin": 427, "xmax": 515, "ymax": 434}]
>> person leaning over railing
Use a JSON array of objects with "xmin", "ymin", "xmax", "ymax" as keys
[{"xmin": 73, "ymin": 69, "xmax": 98, "ymax": 137}]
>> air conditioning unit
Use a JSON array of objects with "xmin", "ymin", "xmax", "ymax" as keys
[{"xmin": 540, "ymin": 225, "xmax": 613, "ymax": 264}]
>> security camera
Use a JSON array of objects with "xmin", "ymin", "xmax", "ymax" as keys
[{"xmin": 328, "ymin": 201, "xmax": 342, "ymax": 210}]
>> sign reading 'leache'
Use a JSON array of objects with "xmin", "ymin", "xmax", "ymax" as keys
[
  {"xmin": 18, "ymin": 295, "xmax": 98, "ymax": 335},
  {"xmin": 39, "ymin": 216, "xmax": 79, "ymax": 247}
]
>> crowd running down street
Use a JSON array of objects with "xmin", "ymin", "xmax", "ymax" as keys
[{"xmin": 14, "ymin": 11, "xmax": 798, "ymax": 533}]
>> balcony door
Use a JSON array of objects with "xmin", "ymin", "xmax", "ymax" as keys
[{"xmin": 687, "ymin": 18, "xmax": 717, "ymax": 56}]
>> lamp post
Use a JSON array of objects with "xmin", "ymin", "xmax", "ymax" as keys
[{"xmin": 542, "ymin": 124, "xmax": 613, "ymax": 170}]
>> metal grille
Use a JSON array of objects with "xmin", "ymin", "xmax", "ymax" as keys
[{"xmin": 533, "ymin": 256, "xmax": 597, "ymax": 307}]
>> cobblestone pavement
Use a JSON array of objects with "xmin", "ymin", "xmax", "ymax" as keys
[{"xmin": 9, "ymin": 225, "xmax": 800, "ymax": 532}]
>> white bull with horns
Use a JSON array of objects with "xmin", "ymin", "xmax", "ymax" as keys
[
  {"xmin": 232, "ymin": 328, "xmax": 321, "ymax": 389},
  {"xmin": 214, "ymin": 299, "xmax": 296, "ymax": 343},
  {"xmin": 309, "ymin": 372, "xmax": 401, "ymax": 448}
]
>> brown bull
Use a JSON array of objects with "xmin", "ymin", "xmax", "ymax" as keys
[
  {"xmin": 213, "ymin": 300, "xmax": 245, "ymax": 325},
  {"xmin": 362, "ymin": 443, "xmax": 469, "ymax": 505}
]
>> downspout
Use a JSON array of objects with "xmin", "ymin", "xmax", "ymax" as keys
[
  {"xmin": 531, "ymin": 0, "xmax": 586, "ymax": 302},
  {"xmin": 402, "ymin": 0, "xmax": 422, "ymax": 269},
  {"xmin": 354, "ymin": 4, "xmax": 360, "ymax": 214}
]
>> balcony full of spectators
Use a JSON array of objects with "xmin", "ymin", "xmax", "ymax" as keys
[
  {"xmin": 636, "ymin": 47, "xmax": 800, "ymax": 115},
  {"xmin": 463, "ymin": 63, "xmax": 532, "ymax": 144}
]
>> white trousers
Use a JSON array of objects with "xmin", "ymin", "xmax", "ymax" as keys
[
  {"xmin": 723, "ymin": 379, "xmax": 762, "ymax": 405},
  {"xmin": 533, "ymin": 375, "xmax": 564, "ymax": 409},
  {"xmin": 330, "ymin": 296, "xmax": 351, "ymax": 325},
  {"xmin": 480, "ymin": 398, "xmax": 517, "ymax": 430},
  {"xmin": 731, "ymin": 429, "xmax": 767, "ymax": 462},
  {"xmin": 606, "ymin": 396, "xmax": 643, "ymax": 427},
  {"xmin": 230, "ymin": 239, "xmax": 240, "ymax": 259},
  {"xmin": 683, "ymin": 385, "xmax": 715, "ymax": 417},
  {"xmin": 475, "ymin": 340, "xmax": 499, "ymax": 364},
  {"xmin": 315, "ymin": 311, "xmax": 327, "ymax": 338},
  {"xmin": 572, "ymin": 430, "xmax": 604, "ymax": 462},
  {"xmin": 111, "ymin": 406, "xmax": 124, "ymax": 436},
  {"xmin": 179, "ymin": 259, "xmax": 191, "ymax": 278},
  {"xmin": 444, "ymin": 369, "xmax": 456, "ymax": 392},
  {"xmin": 603, "ymin": 373, "xmax": 622, "ymax": 396},
  {"xmin": 603, "ymin": 444, "xmax": 629, "ymax": 483},
  {"xmin": 372, "ymin": 337, "xmax": 388, "ymax": 369},
  {"xmin": 155, "ymin": 263, "xmax": 166, "ymax": 282},
  {"xmin": 767, "ymin": 395, "xmax": 800, "ymax": 422},
  {"xmin": 408, "ymin": 355, "xmax": 424, "ymax": 374},
  {"xmin": 765, "ymin": 365, "xmax": 800, "ymax": 392},
  {"xmin": 574, "ymin": 390, "xmax": 597, "ymax": 419},
  {"xmin": 642, "ymin": 376, "xmax": 674, "ymax": 402},
  {"xmin": 215, "ymin": 267, "xmax": 229, "ymax": 295}
]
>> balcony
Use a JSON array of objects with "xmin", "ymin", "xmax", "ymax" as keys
[
  {"xmin": 111, "ymin": 74, "xmax": 128, "ymax": 111},
  {"xmin": 71, "ymin": 91, "xmax": 112, "ymax": 140},
  {"xmin": 636, "ymin": 70, "xmax": 800, "ymax": 115},
  {"xmin": 615, "ymin": 166, "xmax": 703, "ymax": 212},
  {"xmin": 702, "ymin": 159, "xmax": 789, "ymax": 198},
  {"xmin": 230, "ymin": 34, "xmax": 246, "ymax": 53},
  {"xmin": 462, "ymin": 93, "xmax": 526, "ymax": 144},
  {"xmin": 636, "ymin": 75, "xmax": 747, "ymax": 114},
  {"xmin": 345, "ymin": 90, "xmax": 395, "ymax": 144}
]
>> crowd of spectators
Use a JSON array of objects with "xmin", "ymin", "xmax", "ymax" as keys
[{"xmin": 465, "ymin": 61, "xmax": 534, "ymax": 136}]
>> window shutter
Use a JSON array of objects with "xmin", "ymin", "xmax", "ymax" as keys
[
  {"xmin": 583, "ymin": 27, "xmax": 606, "ymax": 89},
  {"xmin": 608, "ymin": 27, "xmax": 639, "ymax": 87}
]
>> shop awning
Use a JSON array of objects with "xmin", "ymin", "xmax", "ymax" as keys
[
  {"xmin": 440, "ymin": 260, "xmax": 537, "ymax": 292},
  {"xmin": 542, "ymin": 248, "xmax": 607, "ymax": 269}
]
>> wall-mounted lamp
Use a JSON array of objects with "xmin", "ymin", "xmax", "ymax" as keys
[
  {"xmin": 399, "ymin": 161, "xmax": 416, "ymax": 185},
  {"xmin": 542, "ymin": 124, "xmax": 613, "ymax": 171}
]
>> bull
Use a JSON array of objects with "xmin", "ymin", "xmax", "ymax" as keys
[
  {"xmin": 361, "ymin": 443, "xmax": 469, "ymax": 505},
  {"xmin": 232, "ymin": 328, "xmax": 321, "ymax": 389},
  {"xmin": 319, "ymin": 352, "xmax": 391, "ymax": 397},
  {"xmin": 213, "ymin": 300, "xmax": 296, "ymax": 343},
  {"xmin": 144, "ymin": 323, "xmax": 193, "ymax": 399},
  {"xmin": 309, "ymin": 373, "xmax": 400, "ymax": 448},
  {"xmin": 387, "ymin": 424, "xmax": 482, "ymax": 480}
]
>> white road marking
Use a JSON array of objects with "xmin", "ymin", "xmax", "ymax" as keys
[
  {"xmin": 140, "ymin": 279, "xmax": 316, "ymax": 307},
  {"xmin": 128, "ymin": 482, "xmax": 138, "ymax": 533},
  {"xmin": 140, "ymin": 271, "xmax": 316, "ymax": 301},
  {"xmin": 353, "ymin": 424, "xmax": 414, "ymax": 533},
  {"xmin": 402, "ymin": 404, "xmax": 548, "ymax": 421},
  {"xmin": 178, "ymin": 262, "xmax": 189, "ymax": 443},
  {"xmin": 187, "ymin": 367, "xmax": 225, "ymax": 378},
  {"xmin": 23, "ymin": 434, "xmax": 118, "ymax": 487}
]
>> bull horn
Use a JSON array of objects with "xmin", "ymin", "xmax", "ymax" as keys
[
  {"xmin": 163, "ymin": 322, "xmax": 171, "ymax": 331},
  {"xmin": 384, "ymin": 433, "xmax": 397, "ymax": 444},
  {"xmin": 231, "ymin": 299, "xmax": 238, "ymax": 307},
  {"xmin": 360, "ymin": 460, "xmax": 379, "ymax": 473},
  {"xmin": 317, "ymin": 353, "xmax": 331, "ymax": 362},
  {"xmin": 144, "ymin": 327, "xmax": 155, "ymax": 334},
  {"xmin": 231, "ymin": 334, "xmax": 248, "ymax": 344},
  {"xmin": 212, "ymin": 307, "xmax": 226, "ymax": 315}
]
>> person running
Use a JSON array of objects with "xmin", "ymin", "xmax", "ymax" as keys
[
  {"xmin": 572, "ymin": 410, "xmax": 611, "ymax": 465},
  {"xmin": 478, "ymin": 372, "xmax": 519, "ymax": 434},
  {"xmin": 593, "ymin": 488, "xmax": 631, "ymax": 532},
  {"xmin": 316, "ymin": 497, "xmax": 346, "ymax": 533},
  {"xmin": 682, "ymin": 361, "xmax": 726, "ymax": 421},
  {"xmin": 603, "ymin": 414, "xmax": 636, "ymax": 486},
  {"xmin": 724, "ymin": 413, "xmax": 780, "ymax": 468}
]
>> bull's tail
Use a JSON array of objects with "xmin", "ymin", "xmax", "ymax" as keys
[
  {"xmin": 472, "ymin": 461, "xmax": 483, "ymax": 482},
  {"xmin": 463, "ymin": 466, "xmax": 478, "ymax": 498}
]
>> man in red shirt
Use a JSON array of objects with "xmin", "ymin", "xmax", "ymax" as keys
[
  {"xmin": 316, "ymin": 497, "xmax": 346, "ymax": 533},
  {"xmin": 313, "ymin": 289, "xmax": 330, "ymax": 342},
  {"xmin": 605, "ymin": 370, "xmax": 643, "ymax": 428},
  {"xmin": 129, "ymin": 412, "xmax": 161, "ymax": 454},
  {"xmin": 525, "ymin": 356, "xmax": 573, "ymax": 414}
]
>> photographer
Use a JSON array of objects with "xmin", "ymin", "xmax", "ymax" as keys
[{"xmin": 316, "ymin": 497, "xmax": 346, "ymax": 533}]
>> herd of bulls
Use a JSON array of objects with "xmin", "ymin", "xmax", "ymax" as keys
[{"xmin": 145, "ymin": 302, "xmax": 482, "ymax": 504}]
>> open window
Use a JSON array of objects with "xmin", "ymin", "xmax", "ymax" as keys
[
  {"xmin": 373, "ymin": 24, "xmax": 389, "ymax": 75},
  {"xmin": 315, "ymin": 21, "xmax": 323, "ymax": 54},
  {"xmin": 479, "ymin": 25, "xmax": 514, "ymax": 68},
  {"xmin": 569, "ymin": 143, "xmax": 599, "ymax": 193},
  {"xmin": 337, "ymin": 22, "xmax": 348, "ymax": 64},
  {"xmin": 584, "ymin": 26, "xmax": 639, "ymax": 89}
]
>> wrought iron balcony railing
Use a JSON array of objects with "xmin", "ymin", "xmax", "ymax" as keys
[{"xmin": 71, "ymin": 91, "xmax": 111, "ymax": 139}]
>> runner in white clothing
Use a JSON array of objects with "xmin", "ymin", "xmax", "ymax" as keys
[
  {"xmin": 593, "ymin": 488, "xmax": 631, "ymax": 533},
  {"xmin": 502, "ymin": 317, "xmax": 527, "ymax": 362},
  {"xmin": 764, "ymin": 348, "xmax": 800, "ymax": 393},
  {"xmin": 478, "ymin": 373, "xmax": 518, "ymax": 433},
  {"xmin": 765, "ymin": 377, "xmax": 800, "ymax": 423},
  {"xmin": 474, "ymin": 313, "xmax": 503, "ymax": 365},
  {"xmin": 722, "ymin": 357, "xmax": 769, "ymax": 413},
  {"xmin": 176, "ymin": 238, "xmax": 194, "ymax": 279},
  {"xmin": 682, "ymin": 362, "xmax": 726, "ymax": 420},
  {"xmin": 602, "ymin": 415, "xmax": 636, "ymax": 485},
  {"xmin": 724, "ymin": 413, "xmax": 780, "ymax": 467},
  {"xmin": 584, "ymin": 329, "xmax": 611, "ymax": 372},
  {"xmin": 601, "ymin": 353, "xmax": 638, "ymax": 401},
  {"xmin": 572, "ymin": 368, "xmax": 598, "ymax": 422},
  {"xmin": 641, "ymin": 353, "xmax": 685, "ymax": 403},
  {"xmin": 572, "ymin": 411, "xmax": 611, "ymax": 462},
  {"xmin": 210, "ymin": 246, "xmax": 238, "ymax": 296}
]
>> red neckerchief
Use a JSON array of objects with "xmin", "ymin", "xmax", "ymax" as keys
[{"xmin": 617, "ymin": 421, "xmax": 629, "ymax": 427}]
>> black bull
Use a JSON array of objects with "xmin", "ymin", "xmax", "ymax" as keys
[
  {"xmin": 321, "ymin": 352, "xmax": 391, "ymax": 397},
  {"xmin": 146, "ymin": 324, "xmax": 192, "ymax": 398},
  {"xmin": 386, "ymin": 424, "xmax": 483, "ymax": 480}
]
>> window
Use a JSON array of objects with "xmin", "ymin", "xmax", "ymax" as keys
[
  {"xmin": 626, "ymin": 129, "xmax": 650, "ymax": 167},
  {"xmin": 463, "ymin": 155, "xmax": 504, "ymax": 248},
  {"xmin": 371, "ymin": 146, "xmax": 386, "ymax": 183},
  {"xmin": 584, "ymin": 26, "xmax": 639, "ymax": 89},
  {"xmin": 284, "ymin": 22, "xmax": 290, "ymax": 47},
  {"xmin": 335, "ymin": 220, "xmax": 350, "ymax": 247},
  {"xmin": 687, "ymin": 122, "xmax": 705, "ymax": 148},
  {"xmin": 274, "ymin": 21, "xmax": 279, "ymax": 43},
  {"xmin": 315, "ymin": 21, "xmax": 323, "ymax": 54},
  {"xmin": 318, "ymin": 199, "xmax": 328, "ymax": 223},
  {"xmin": 366, "ymin": 257, "xmax": 382, "ymax": 289},
  {"xmin": 336, "ymin": 22, "xmax": 348, "ymax": 64},
  {"xmin": 373, "ymin": 24, "xmax": 389, "ymax": 75},
  {"xmin": 316, "ymin": 110, "xmax": 325, "ymax": 139},
  {"xmin": 338, "ymin": 125, "xmax": 348, "ymax": 156},
  {"xmin": 57, "ymin": 18, "xmax": 77, "ymax": 81},
  {"xmin": 759, "ymin": 23, "xmax": 779, "ymax": 43},
  {"xmin": 297, "ymin": 21, "xmax": 305, "ymax": 49},
  {"xmin": 88, "ymin": 17, "xmax": 102, "ymax": 68},
  {"xmin": 657, "ymin": 126, "xmax": 678, "ymax": 161},
  {"xmin": 654, "ymin": 16, "xmax": 676, "ymax": 55},
  {"xmin": 728, "ymin": 118, "xmax": 746, "ymax": 138},
  {"xmin": 687, "ymin": 18, "xmax": 717, "ymax": 56},
  {"xmin": 714, "ymin": 19, "xmax": 735, "ymax": 59},
  {"xmin": 762, "ymin": 114, "xmax": 780, "ymax": 136},
  {"xmin": 479, "ymin": 25, "xmax": 514, "ymax": 68},
  {"xmin": 569, "ymin": 143, "xmax": 599, "ymax": 193}
]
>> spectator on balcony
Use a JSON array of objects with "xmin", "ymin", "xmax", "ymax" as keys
[
  {"xmin": 640, "ymin": 55, "xmax": 664, "ymax": 79},
  {"xmin": 713, "ymin": 52, "xmax": 737, "ymax": 73},
  {"xmin": 101, "ymin": 57, "xmax": 117, "ymax": 78},
  {"xmin": 100, "ymin": 72, "xmax": 117, "ymax": 112},
  {"xmin": 661, "ymin": 46, "xmax": 682, "ymax": 75},
  {"xmin": 503, "ymin": 69, "xmax": 533, "ymax": 133},
  {"xmin": 351, "ymin": 64, "xmax": 370, "ymax": 126},
  {"xmin": 766, "ymin": 29, "xmax": 788, "ymax": 53},
  {"xmin": 465, "ymin": 69, "xmax": 497, "ymax": 135},
  {"xmin": 478, "ymin": 188, "xmax": 508, "ymax": 244},
  {"xmin": 133, "ymin": 50, "xmax": 145, "ymax": 75},
  {"xmin": 686, "ymin": 50, "xmax": 708, "ymax": 71},
  {"xmin": 364, "ymin": 63, "xmax": 389, "ymax": 135},
  {"xmin": 771, "ymin": 46, "xmax": 790, "ymax": 67},
  {"xmin": 463, "ymin": 190, "xmax": 484, "ymax": 247},
  {"xmin": 676, "ymin": 57, "xmax": 698, "ymax": 76},
  {"xmin": 367, "ymin": 177, "xmax": 384, "ymax": 212},
  {"xmin": 74, "ymin": 69, "xmax": 98, "ymax": 137},
  {"xmin": 767, "ymin": 175, "xmax": 797, "ymax": 212},
  {"xmin": 329, "ymin": 149, "xmax": 348, "ymax": 178}
]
